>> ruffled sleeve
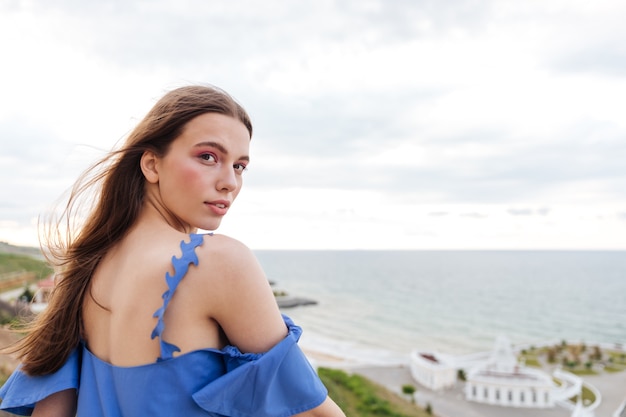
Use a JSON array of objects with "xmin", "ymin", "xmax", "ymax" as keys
[
  {"xmin": 192, "ymin": 315, "xmax": 328, "ymax": 417},
  {"xmin": 0, "ymin": 347, "xmax": 80, "ymax": 416}
]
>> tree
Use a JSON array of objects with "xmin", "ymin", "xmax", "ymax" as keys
[
  {"xmin": 18, "ymin": 284, "xmax": 34, "ymax": 302},
  {"xmin": 591, "ymin": 346, "xmax": 602, "ymax": 361},
  {"xmin": 401, "ymin": 384, "xmax": 416, "ymax": 403}
]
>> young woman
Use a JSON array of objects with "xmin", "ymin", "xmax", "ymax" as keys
[{"xmin": 0, "ymin": 85, "xmax": 345, "ymax": 417}]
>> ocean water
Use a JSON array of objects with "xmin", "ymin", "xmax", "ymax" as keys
[{"xmin": 255, "ymin": 250, "xmax": 626, "ymax": 364}]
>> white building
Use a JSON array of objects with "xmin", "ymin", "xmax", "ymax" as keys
[
  {"xmin": 465, "ymin": 336, "xmax": 557, "ymax": 408},
  {"xmin": 411, "ymin": 335, "xmax": 600, "ymax": 417},
  {"xmin": 409, "ymin": 350, "xmax": 457, "ymax": 390}
]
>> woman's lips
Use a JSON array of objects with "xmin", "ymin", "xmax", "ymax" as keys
[{"xmin": 206, "ymin": 200, "xmax": 230, "ymax": 215}]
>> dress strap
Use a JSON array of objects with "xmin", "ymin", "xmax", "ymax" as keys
[{"xmin": 151, "ymin": 233, "xmax": 209, "ymax": 361}]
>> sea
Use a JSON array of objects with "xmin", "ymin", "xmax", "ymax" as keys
[{"xmin": 254, "ymin": 250, "xmax": 626, "ymax": 365}]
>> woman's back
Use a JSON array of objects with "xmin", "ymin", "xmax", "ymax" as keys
[
  {"xmin": 77, "ymin": 231, "xmax": 235, "ymax": 416},
  {"xmin": 82, "ymin": 225, "xmax": 227, "ymax": 367},
  {"xmin": 76, "ymin": 231, "xmax": 330, "ymax": 417}
]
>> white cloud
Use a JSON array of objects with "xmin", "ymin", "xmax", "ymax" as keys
[{"xmin": 1, "ymin": 0, "xmax": 625, "ymax": 249}]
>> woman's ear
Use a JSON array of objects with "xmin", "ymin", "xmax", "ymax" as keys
[{"xmin": 140, "ymin": 150, "xmax": 160, "ymax": 184}]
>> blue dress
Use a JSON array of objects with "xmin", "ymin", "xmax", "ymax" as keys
[{"xmin": 0, "ymin": 234, "xmax": 327, "ymax": 416}]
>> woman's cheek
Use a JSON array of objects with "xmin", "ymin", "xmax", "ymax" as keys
[{"xmin": 179, "ymin": 163, "xmax": 205, "ymax": 184}]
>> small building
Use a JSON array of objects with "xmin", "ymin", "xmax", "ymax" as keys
[
  {"xmin": 410, "ymin": 350, "xmax": 457, "ymax": 390},
  {"xmin": 34, "ymin": 275, "xmax": 55, "ymax": 304},
  {"xmin": 31, "ymin": 274, "xmax": 56, "ymax": 313}
]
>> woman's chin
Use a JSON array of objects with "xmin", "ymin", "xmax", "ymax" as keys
[{"xmin": 196, "ymin": 223, "xmax": 221, "ymax": 233}]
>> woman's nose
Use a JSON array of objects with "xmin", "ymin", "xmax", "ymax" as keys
[{"xmin": 216, "ymin": 165, "xmax": 237, "ymax": 192}]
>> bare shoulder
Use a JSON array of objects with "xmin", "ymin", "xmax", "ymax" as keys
[
  {"xmin": 192, "ymin": 233, "xmax": 286, "ymax": 353},
  {"xmin": 196, "ymin": 234, "xmax": 259, "ymax": 274},
  {"xmin": 200, "ymin": 233, "xmax": 252, "ymax": 256},
  {"xmin": 191, "ymin": 233, "xmax": 268, "ymax": 294}
]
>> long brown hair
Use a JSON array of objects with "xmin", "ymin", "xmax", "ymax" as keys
[{"xmin": 8, "ymin": 85, "xmax": 252, "ymax": 376}]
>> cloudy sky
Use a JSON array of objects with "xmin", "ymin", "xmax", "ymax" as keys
[{"xmin": 1, "ymin": 0, "xmax": 625, "ymax": 250}]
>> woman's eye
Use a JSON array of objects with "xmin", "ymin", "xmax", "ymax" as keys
[
  {"xmin": 234, "ymin": 163, "xmax": 248, "ymax": 173},
  {"xmin": 199, "ymin": 153, "xmax": 217, "ymax": 162}
]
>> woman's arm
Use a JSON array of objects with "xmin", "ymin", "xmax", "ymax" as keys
[
  {"xmin": 295, "ymin": 397, "xmax": 346, "ymax": 417},
  {"xmin": 32, "ymin": 389, "xmax": 77, "ymax": 417},
  {"xmin": 201, "ymin": 236, "xmax": 289, "ymax": 353},
  {"xmin": 198, "ymin": 236, "xmax": 345, "ymax": 417}
]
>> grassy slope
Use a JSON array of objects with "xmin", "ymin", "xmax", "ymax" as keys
[
  {"xmin": 0, "ymin": 253, "xmax": 52, "ymax": 278},
  {"xmin": 319, "ymin": 368, "xmax": 432, "ymax": 417}
]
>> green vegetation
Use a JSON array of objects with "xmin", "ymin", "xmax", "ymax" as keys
[
  {"xmin": 0, "ymin": 310, "xmax": 16, "ymax": 326},
  {"xmin": 569, "ymin": 384, "xmax": 596, "ymax": 405},
  {"xmin": 568, "ymin": 368, "xmax": 598, "ymax": 376},
  {"xmin": 518, "ymin": 352, "xmax": 541, "ymax": 367},
  {"xmin": 548, "ymin": 344, "xmax": 626, "ymax": 407},
  {"xmin": 0, "ymin": 251, "xmax": 50, "ymax": 327},
  {"xmin": 537, "ymin": 341, "xmax": 623, "ymax": 375},
  {"xmin": 519, "ymin": 348, "xmax": 540, "ymax": 367},
  {"xmin": 318, "ymin": 368, "xmax": 432, "ymax": 417},
  {"xmin": 0, "ymin": 253, "xmax": 51, "ymax": 278},
  {"xmin": 401, "ymin": 384, "xmax": 416, "ymax": 403},
  {"xmin": 608, "ymin": 350, "xmax": 626, "ymax": 365},
  {"xmin": 18, "ymin": 283, "xmax": 35, "ymax": 302}
]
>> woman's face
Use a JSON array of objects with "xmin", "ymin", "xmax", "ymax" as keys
[{"xmin": 150, "ymin": 112, "xmax": 251, "ymax": 232}]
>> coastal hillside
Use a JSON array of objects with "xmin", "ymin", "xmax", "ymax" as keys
[
  {"xmin": 0, "ymin": 242, "xmax": 43, "ymax": 259},
  {"xmin": 0, "ymin": 244, "xmax": 52, "ymax": 292},
  {"xmin": 0, "ymin": 252, "xmax": 51, "ymax": 278}
]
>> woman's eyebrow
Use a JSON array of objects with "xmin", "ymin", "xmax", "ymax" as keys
[
  {"xmin": 195, "ymin": 141, "xmax": 250, "ymax": 161},
  {"xmin": 195, "ymin": 141, "xmax": 227, "ymax": 153}
]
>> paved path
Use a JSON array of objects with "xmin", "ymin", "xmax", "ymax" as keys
[{"xmin": 583, "ymin": 371, "xmax": 626, "ymax": 417}]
